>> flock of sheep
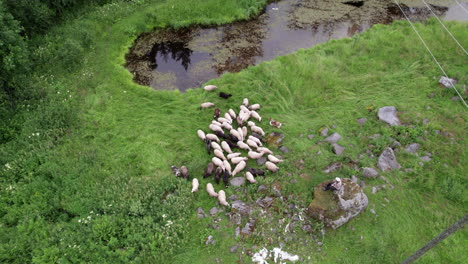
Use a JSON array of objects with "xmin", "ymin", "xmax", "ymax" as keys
[{"xmin": 188, "ymin": 84, "xmax": 284, "ymax": 207}]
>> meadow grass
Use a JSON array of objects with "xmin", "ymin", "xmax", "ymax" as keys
[{"xmin": 1, "ymin": 0, "xmax": 467, "ymax": 263}]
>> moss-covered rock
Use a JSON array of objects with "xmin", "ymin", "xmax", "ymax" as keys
[{"xmin": 307, "ymin": 178, "xmax": 368, "ymax": 229}]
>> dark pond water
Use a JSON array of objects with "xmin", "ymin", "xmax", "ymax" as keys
[{"xmin": 125, "ymin": 0, "xmax": 468, "ymax": 91}]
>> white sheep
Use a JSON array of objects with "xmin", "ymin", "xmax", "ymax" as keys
[
  {"xmin": 232, "ymin": 161, "xmax": 246, "ymax": 176},
  {"xmin": 257, "ymin": 147, "xmax": 273, "ymax": 154},
  {"xmin": 221, "ymin": 141, "xmax": 233, "ymax": 154},
  {"xmin": 251, "ymin": 125, "xmax": 265, "ymax": 136},
  {"xmin": 230, "ymin": 129, "xmax": 242, "ymax": 141},
  {"xmin": 191, "ymin": 178, "xmax": 199, "ymax": 192},
  {"xmin": 228, "ymin": 109, "xmax": 236, "ymax": 119},
  {"xmin": 237, "ymin": 141, "xmax": 251, "ymax": 151},
  {"xmin": 197, "ymin": 130, "xmax": 206, "ymax": 141},
  {"xmin": 248, "ymin": 150, "xmax": 264, "ymax": 159},
  {"xmin": 265, "ymin": 161, "xmax": 279, "ymax": 172},
  {"xmin": 248, "ymin": 136, "xmax": 262, "ymax": 146},
  {"xmin": 209, "ymin": 124, "xmax": 223, "ymax": 133},
  {"xmin": 211, "ymin": 120, "xmax": 222, "ymax": 127},
  {"xmin": 223, "ymin": 113, "xmax": 233, "ymax": 123},
  {"xmin": 212, "ymin": 157, "xmax": 224, "ymax": 168},
  {"xmin": 204, "ymin": 85, "xmax": 217, "ymax": 91},
  {"xmin": 211, "ymin": 142, "xmax": 222, "ymax": 151},
  {"xmin": 249, "ymin": 104, "xmax": 260, "ymax": 110},
  {"xmin": 206, "ymin": 133, "xmax": 220, "ymax": 142},
  {"xmin": 247, "ymin": 121, "xmax": 255, "ymax": 127},
  {"xmin": 201, "ymin": 102, "xmax": 215, "ymax": 108},
  {"xmin": 214, "ymin": 149, "xmax": 226, "ymax": 160},
  {"xmin": 223, "ymin": 160, "xmax": 232, "ymax": 174},
  {"xmin": 206, "ymin": 183, "xmax": 218, "ymax": 197},
  {"xmin": 237, "ymin": 127, "xmax": 244, "ymax": 141},
  {"xmin": 218, "ymin": 190, "xmax": 229, "ymax": 206},
  {"xmin": 242, "ymin": 98, "xmax": 249, "ymax": 106},
  {"xmin": 227, "ymin": 152, "xmax": 241, "ymax": 159},
  {"xmin": 231, "ymin": 156, "xmax": 248, "ymax": 164},
  {"xmin": 250, "ymin": 110, "xmax": 261, "ymax": 121},
  {"xmin": 221, "ymin": 122, "xmax": 233, "ymax": 131},
  {"xmin": 246, "ymin": 139, "xmax": 259, "ymax": 149},
  {"xmin": 245, "ymin": 172, "xmax": 257, "ymax": 184},
  {"xmin": 268, "ymin": 154, "xmax": 284, "ymax": 163},
  {"xmin": 218, "ymin": 117, "xmax": 231, "ymax": 124},
  {"xmin": 240, "ymin": 105, "xmax": 250, "ymax": 113}
]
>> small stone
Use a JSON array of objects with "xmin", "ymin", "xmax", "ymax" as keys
[
  {"xmin": 390, "ymin": 140, "xmax": 402, "ymax": 150},
  {"xmin": 257, "ymin": 156, "xmax": 267, "ymax": 165},
  {"xmin": 324, "ymin": 132, "xmax": 342, "ymax": 143},
  {"xmin": 197, "ymin": 207, "xmax": 206, "ymax": 218},
  {"xmin": 360, "ymin": 181, "xmax": 366, "ymax": 188},
  {"xmin": 256, "ymin": 196, "xmax": 274, "ymax": 208},
  {"xmin": 362, "ymin": 167, "xmax": 379, "ymax": 178},
  {"xmin": 205, "ymin": 235, "xmax": 215, "ymax": 245},
  {"xmin": 210, "ymin": 207, "xmax": 219, "ymax": 216},
  {"xmin": 420, "ymin": 156, "xmax": 431, "ymax": 162},
  {"xmin": 302, "ymin": 225, "xmax": 312, "ymax": 232},
  {"xmin": 228, "ymin": 195, "xmax": 238, "ymax": 201},
  {"xmin": 405, "ymin": 143, "xmax": 420, "ymax": 153},
  {"xmin": 234, "ymin": 227, "xmax": 240, "ymax": 238},
  {"xmin": 323, "ymin": 162, "xmax": 343, "ymax": 173},
  {"xmin": 451, "ymin": 96, "xmax": 459, "ymax": 101},
  {"xmin": 257, "ymin": 185, "xmax": 268, "ymax": 193},
  {"xmin": 231, "ymin": 200, "xmax": 251, "ymax": 216},
  {"xmin": 378, "ymin": 147, "xmax": 401, "ymax": 171},
  {"xmin": 372, "ymin": 186, "xmax": 378, "ymax": 194},
  {"xmin": 357, "ymin": 118, "xmax": 367, "ymax": 125},
  {"xmin": 378, "ymin": 106, "xmax": 401, "ymax": 126},
  {"xmin": 308, "ymin": 134, "xmax": 315, "ymax": 140},
  {"xmin": 370, "ymin": 209, "xmax": 376, "ymax": 214},
  {"xmin": 439, "ymin": 76, "xmax": 457, "ymax": 88},
  {"xmin": 423, "ymin": 118, "xmax": 429, "ymax": 125},
  {"xmin": 332, "ymin": 144, "xmax": 345, "ymax": 155},
  {"xmin": 320, "ymin": 127, "xmax": 329, "ymax": 137},
  {"xmin": 434, "ymin": 129, "xmax": 441, "ymax": 135},
  {"xmin": 230, "ymin": 177, "xmax": 245, "ymax": 187},
  {"xmin": 317, "ymin": 241, "xmax": 323, "ymax": 246},
  {"xmin": 405, "ymin": 168, "xmax": 414, "ymax": 173},
  {"xmin": 351, "ymin": 175, "xmax": 358, "ymax": 183},
  {"xmin": 369, "ymin": 134, "xmax": 381, "ymax": 139},
  {"xmin": 331, "ymin": 125, "xmax": 337, "ymax": 129},
  {"xmin": 280, "ymin": 146, "xmax": 289, "ymax": 153},
  {"xmin": 317, "ymin": 151, "xmax": 322, "ymax": 155},
  {"xmin": 443, "ymin": 163, "xmax": 448, "ymax": 168},
  {"xmin": 384, "ymin": 198, "xmax": 390, "ymax": 203},
  {"xmin": 428, "ymin": 92, "xmax": 435, "ymax": 98}
]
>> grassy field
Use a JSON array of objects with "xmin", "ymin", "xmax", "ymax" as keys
[{"xmin": 1, "ymin": 0, "xmax": 467, "ymax": 263}]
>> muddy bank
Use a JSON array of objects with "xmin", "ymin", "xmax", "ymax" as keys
[{"xmin": 125, "ymin": 0, "xmax": 466, "ymax": 91}]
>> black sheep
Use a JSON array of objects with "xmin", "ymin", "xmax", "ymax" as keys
[
  {"xmin": 214, "ymin": 167, "xmax": 223, "ymax": 184},
  {"xmin": 219, "ymin": 92, "xmax": 232, "ymax": 99},
  {"xmin": 204, "ymin": 162, "xmax": 215, "ymax": 178}
]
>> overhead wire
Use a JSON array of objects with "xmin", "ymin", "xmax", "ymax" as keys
[
  {"xmin": 393, "ymin": 0, "xmax": 467, "ymax": 108},
  {"xmin": 421, "ymin": 0, "xmax": 468, "ymax": 55}
]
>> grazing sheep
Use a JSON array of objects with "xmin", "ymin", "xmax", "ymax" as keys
[
  {"xmin": 236, "ymin": 116, "xmax": 243, "ymax": 126},
  {"xmin": 204, "ymin": 85, "xmax": 217, "ymax": 91},
  {"xmin": 223, "ymin": 170, "xmax": 230, "ymax": 187},
  {"xmin": 211, "ymin": 120, "xmax": 222, "ymax": 127},
  {"xmin": 237, "ymin": 141, "xmax": 251, "ymax": 151},
  {"xmin": 250, "ymin": 110, "xmax": 261, "ymax": 121},
  {"xmin": 206, "ymin": 183, "xmax": 218, "ymax": 197},
  {"xmin": 223, "ymin": 160, "xmax": 232, "ymax": 174},
  {"xmin": 205, "ymin": 138, "xmax": 212, "ymax": 154},
  {"xmin": 204, "ymin": 162, "xmax": 215, "ymax": 178},
  {"xmin": 247, "ymin": 167, "xmax": 265, "ymax": 176},
  {"xmin": 228, "ymin": 109, "xmax": 236, "ymax": 119},
  {"xmin": 221, "ymin": 141, "xmax": 233, "ymax": 154},
  {"xmin": 231, "ymin": 157, "xmax": 248, "ymax": 164},
  {"xmin": 214, "ymin": 108, "xmax": 221, "ymax": 119},
  {"xmin": 212, "ymin": 157, "xmax": 224, "ymax": 168},
  {"xmin": 251, "ymin": 125, "xmax": 265, "ymax": 136},
  {"xmin": 251, "ymin": 133, "xmax": 263, "ymax": 142},
  {"xmin": 257, "ymin": 147, "xmax": 273, "ymax": 154},
  {"xmin": 227, "ymin": 152, "xmax": 241, "ymax": 159},
  {"xmin": 237, "ymin": 127, "xmax": 244, "ymax": 141},
  {"xmin": 249, "ymin": 104, "xmax": 260, "ymax": 110},
  {"xmin": 248, "ymin": 136, "xmax": 262, "ymax": 146},
  {"xmin": 247, "ymin": 121, "xmax": 255, "ymax": 127},
  {"xmin": 221, "ymin": 122, "xmax": 233, "ymax": 131},
  {"xmin": 219, "ymin": 92, "xmax": 232, "ymax": 99},
  {"xmin": 171, "ymin": 165, "xmax": 181, "ymax": 177},
  {"xmin": 214, "ymin": 149, "xmax": 226, "ymax": 160},
  {"xmin": 232, "ymin": 161, "xmax": 246, "ymax": 176},
  {"xmin": 240, "ymin": 105, "xmax": 250, "ymax": 113},
  {"xmin": 224, "ymin": 113, "xmax": 233, "ymax": 123},
  {"xmin": 218, "ymin": 117, "xmax": 231, "ymax": 124},
  {"xmin": 248, "ymin": 150, "xmax": 264, "ymax": 159},
  {"xmin": 214, "ymin": 130, "xmax": 226, "ymax": 139},
  {"xmin": 197, "ymin": 130, "xmax": 206, "ymax": 141},
  {"xmin": 245, "ymin": 172, "xmax": 257, "ymax": 183},
  {"xmin": 265, "ymin": 161, "xmax": 279, "ymax": 172},
  {"xmin": 218, "ymin": 190, "xmax": 229, "ymax": 206},
  {"xmin": 230, "ymin": 129, "xmax": 242, "ymax": 141},
  {"xmin": 242, "ymin": 126, "xmax": 248, "ymax": 138},
  {"xmin": 201, "ymin": 102, "xmax": 215, "ymax": 108},
  {"xmin": 243, "ymin": 98, "xmax": 249, "ymax": 106},
  {"xmin": 206, "ymin": 133, "xmax": 220, "ymax": 142},
  {"xmin": 268, "ymin": 154, "xmax": 283, "ymax": 163},
  {"xmin": 214, "ymin": 167, "xmax": 223, "ymax": 184},
  {"xmin": 246, "ymin": 139, "xmax": 259, "ymax": 149},
  {"xmin": 209, "ymin": 124, "xmax": 223, "ymax": 133},
  {"xmin": 180, "ymin": 166, "xmax": 189, "ymax": 179},
  {"xmin": 225, "ymin": 139, "xmax": 238, "ymax": 149},
  {"xmin": 191, "ymin": 178, "xmax": 199, "ymax": 192},
  {"xmin": 269, "ymin": 117, "xmax": 282, "ymax": 128},
  {"xmin": 211, "ymin": 142, "xmax": 222, "ymax": 151}
]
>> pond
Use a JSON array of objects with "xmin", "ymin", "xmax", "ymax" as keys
[{"xmin": 125, "ymin": 0, "xmax": 468, "ymax": 91}]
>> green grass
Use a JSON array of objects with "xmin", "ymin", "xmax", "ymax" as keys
[{"xmin": 1, "ymin": 0, "xmax": 467, "ymax": 263}]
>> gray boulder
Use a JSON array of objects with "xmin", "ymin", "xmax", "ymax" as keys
[
  {"xmin": 362, "ymin": 167, "xmax": 379, "ymax": 178},
  {"xmin": 357, "ymin": 118, "xmax": 367, "ymax": 125},
  {"xmin": 320, "ymin": 127, "xmax": 329, "ymax": 137},
  {"xmin": 324, "ymin": 132, "xmax": 342, "ymax": 143},
  {"xmin": 378, "ymin": 147, "xmax": 401, "ymax": 171},
  {"xmin": 405, "ymin": 143, "xmax": 420, "ymax": 154},
  {"xmin": 307, "ymin": 178, "xmax": 368, "ymax": 229},
  {"xmin": 230, "ymin": 177, "xmax": 245, "ymax": 187},
  {"xmin": 332, "ymin": 143, "xmax": 345, "ymax": 155},
  {"xmin": 378, "ymin": 106, "xmax": 401, "ymax": 126},
  {"xmin": 439, "ymin": 76, "xmax": 457, "ymax": 88},
  {"xmin": 256, "ymin": 156, "xmax": 267, "ymax": 165}
]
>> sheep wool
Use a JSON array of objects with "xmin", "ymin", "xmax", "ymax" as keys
[
  {"xmin": 227, "ymin": 152, "xmax": 241, "ymax": 159},
  {"xmin": 245, "ymin": 172, "xmax": 257, "ymax": 183},
  {"xmin": 191, "ymin": 178, "xmax": 199, "ymax": 192},
  {"xmin": 206, "ymin": 183, "xmax": 218, "ymax": 197},
  {"xmin": 265, "ymin": 161, "xmax": 279, "ymax": 172},
  {"xmin": 221, "ymin": 141, "xmax": 233, "ymax": 154},
  {"xmin": 201, "ymin": 102, "xmax": 215, "ymax": 108},
  {"xmin": 232, "ymin": 161, "xmax": 246, "ymax": 176},
  {"xmin": 205, "ymin": 133, "xmax": 220, "ymax": 142},
  {"xmin": 214, "ymin": 149, "xmax": 226, "ymax": 160},
  {"xmin": 268, "ymin": 154, "xmax": 284, "ymax": 163},
  {"xmin": 218, "ymin": 190, "xmax": 229, "ymax": 206},
  {"xmin": 204, "ymin": 85, "xmax": 217, "ymax": 91}
]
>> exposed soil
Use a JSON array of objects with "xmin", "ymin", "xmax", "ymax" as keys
[{"xmin": 125, "ymin": 0, "xmax": 466, "ymax": 91}]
